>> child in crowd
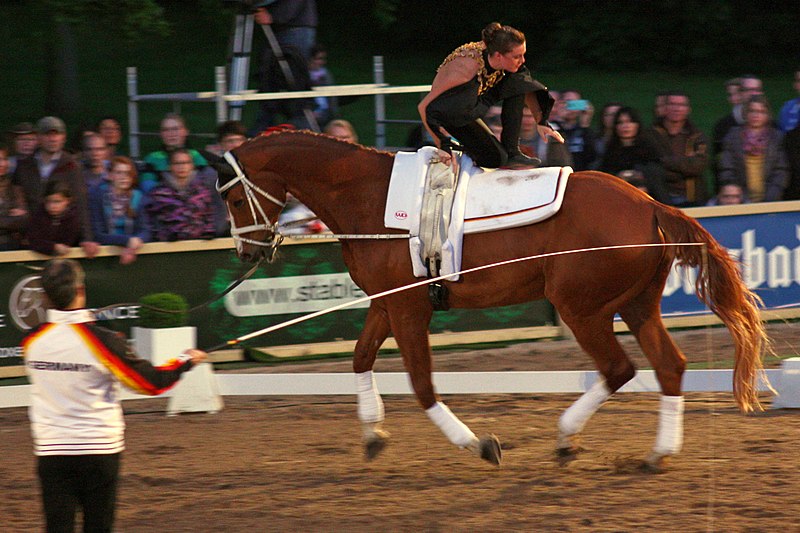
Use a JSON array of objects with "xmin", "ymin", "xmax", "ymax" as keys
[{"xmin": 27, "ymin": 179, "xmax": 83, "ymax": 256}]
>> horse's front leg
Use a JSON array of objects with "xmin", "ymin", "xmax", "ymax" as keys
[
  {"xmin": 386, "ymin": 294, "xmax": 501, "ymax": 465},
  {"xmin": 354, "ymin": 303, "xmax": 391, "ymax": 460}
]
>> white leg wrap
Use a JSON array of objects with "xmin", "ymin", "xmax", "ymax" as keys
[
  {"xmin": 558, "ymin": 377, "xmax": 611, "ymax": 437},
  {"xmin": 355, "ymin": 371, "xmax": 384, "ymax": 424},
  {"xmin": 653, "ymin": 395, "xmax": 684, "ymax": 456},
  {"xmin": 426, "ymin": 401, "xmax": 478, "ymax": 449}
]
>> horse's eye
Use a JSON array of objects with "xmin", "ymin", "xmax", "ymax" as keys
[{"xmin": 233, "ymin": 199, "xmax": 245, "ymax": 209}]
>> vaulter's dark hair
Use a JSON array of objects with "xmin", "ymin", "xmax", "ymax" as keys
[
  {"xmin": 41, "ymin": 259, "xmax": 84, "ymax": 310},
  {"xmin": 482, "ymin": 22, "xmax": 525, "ymax": 55}
]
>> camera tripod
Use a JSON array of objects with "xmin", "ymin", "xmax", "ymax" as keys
[{"xmin": 226, "ymin": 7, "xmax": 320, "ymax": 131}]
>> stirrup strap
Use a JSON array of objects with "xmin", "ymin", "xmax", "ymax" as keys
[{"xmin": 419, "ymin": 156, "xmax": 458, "ymax": 278}]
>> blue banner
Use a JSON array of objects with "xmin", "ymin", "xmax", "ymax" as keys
[{"xmin": 661, "ymin": 210, "xmax": 800, "ymax": 316}]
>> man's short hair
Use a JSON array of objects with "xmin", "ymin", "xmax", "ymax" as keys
[
  {"xmin": 41, "ymin": 259, "xmax": 84, "ymax": 310},
  {"xmin": 216, "ymin": 120, "xmax": 247, "ymax": 141}
]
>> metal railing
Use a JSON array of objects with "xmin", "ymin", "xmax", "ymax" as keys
[{"xmin": 126, "ymin": 56, "xmax": 431, "ymax": 157}]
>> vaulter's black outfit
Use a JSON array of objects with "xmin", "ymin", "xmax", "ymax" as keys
[{"xmin": 424, "ymin": 42, "xmax": 555, "ymax": 168}]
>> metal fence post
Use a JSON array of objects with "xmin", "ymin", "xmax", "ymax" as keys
[
  {"xmin": 126, "ymin": 66, "xmax": 140, "ymax": 158},
  {"xmin": 373, "ymin": 55, "xmax": 386, "ymax": 148},
  {"xmin": 215, "ymin": 66, "xmax": 227, "ymax": 125}
]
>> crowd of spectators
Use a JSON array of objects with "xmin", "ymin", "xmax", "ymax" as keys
[
  {"xmin": 424, "ymin": 69, "xmax": 799, "ymax": 208},
  {"xmin": 3, "ymin": 65, "xmax": 799, "ymax": 262}
]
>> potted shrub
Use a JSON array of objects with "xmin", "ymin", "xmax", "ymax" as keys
[
  {"xmin": 132, "ymin": 292, "xmax": 194, "ymax": 366},
  {"xmin": 137, "ymin": 292, "xmax": 189, "ymax": 329}
]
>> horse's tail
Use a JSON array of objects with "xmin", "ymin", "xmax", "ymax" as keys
[{"xmin": 654, "ymin": 204, "xmax": 772, "ymax": 412}]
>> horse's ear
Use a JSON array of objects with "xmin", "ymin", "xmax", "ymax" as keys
[
  {"xmin": 209, "ymin": 154, "xmax": 233, "ymax": 176},
  {"xmin": 202, "ymin": 151, "xmax": 223, "ymax": 169},
  {"xmin": 207, "ymin": 153, "xmax": 238, "ymax": 193}
]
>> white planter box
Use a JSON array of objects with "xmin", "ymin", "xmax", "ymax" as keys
[
  {"xmin": 131, "ymin": 326, "xmax": 196, "ymax": 365},
  {"xmin": 131, "ymin": 326, "xmax": 223, "ymax": 415},
  {"xmin": 773, "ymin": 357, "xmax": 800, "ymax": 409}
]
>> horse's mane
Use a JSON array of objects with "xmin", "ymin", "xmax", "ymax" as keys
[{"xmin": 253, "ymin": 129, "xmax": 395, "ymax": 157}]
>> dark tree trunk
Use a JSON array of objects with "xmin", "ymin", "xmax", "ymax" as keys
[{"xmin": 45, "ymin": 19, "xmax": 82, "ymax": 122}]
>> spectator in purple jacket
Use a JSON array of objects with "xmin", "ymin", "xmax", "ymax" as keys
[{"xmin": 144, "ymin": 149, "xmax": 217, "ymax": 241}]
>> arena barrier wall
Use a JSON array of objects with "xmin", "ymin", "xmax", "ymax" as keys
[
  {"xmin": 1, "ymin": 200, "xmax": 798, "ymax": 380},
  {"xmin": 0, "ymin": 368, "xmax": 783, "ymax": 409}
]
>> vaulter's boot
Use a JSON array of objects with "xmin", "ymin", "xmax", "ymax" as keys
[{"xmin": 500, "ymin": 94, "xmax": 541, "ymax": 169}]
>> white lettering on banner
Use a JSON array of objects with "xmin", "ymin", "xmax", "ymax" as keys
[
  {"xmin": 224, "ymin": 273, "xmax": 369, "ymax": 317},
  {"xmin": 92, "ymin": 306, "xmax": 140, "ymax": 321},
  {"xmin": 665, "ymin": 225, "xmax": 800, "ymax": 296},
  {"xmin": 0, "ymin": 346, "xmax": 23, "ymax": 359},
  {"xmin": 0, "ymin": 313, "xmax": 5, "ymax": 328},
  {"xmin": 741, "ymin": 230, "xmax": 765, "ymax": 287}
]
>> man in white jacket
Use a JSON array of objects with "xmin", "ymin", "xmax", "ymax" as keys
[{"xmin": 24, "ymin": 259, "xmax": 206, "ymax": 533}]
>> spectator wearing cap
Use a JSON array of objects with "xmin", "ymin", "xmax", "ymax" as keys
[
  {"xmin": 7, "ymin": 122, "xmax": 38, "ymax": 175},
  {"xmin": 13, "ymin": 117, "xmax": 99, "ymax": 258}
]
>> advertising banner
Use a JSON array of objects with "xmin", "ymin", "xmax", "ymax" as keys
[
  {"xmin": 661, "ymin": 209, "xmax": 800, "ymax": 316},
  {"xmin": 0, "ymin": 240, "xmax": 554, "ymax": 368}
]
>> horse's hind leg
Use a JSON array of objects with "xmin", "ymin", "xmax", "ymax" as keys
[
  {"xmin": 555, "ymin": 313, "xmax": 636, "ymax": 461},
  {"xmin": 620, "ymin": 284, "xmax": 687, "ymax": 471},
  {"xmin": 354, "ymin": 303, "xmax": 391, "ymax": 459}
]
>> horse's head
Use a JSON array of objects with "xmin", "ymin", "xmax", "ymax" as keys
[{"xmin": 214, "ymin": 150, "xmax": 286, "ymax": 263}]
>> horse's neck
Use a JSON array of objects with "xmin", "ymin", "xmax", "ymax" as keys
[{"xmin": 283, "ymin": 145, "xmax": 391, "ymax": 234}]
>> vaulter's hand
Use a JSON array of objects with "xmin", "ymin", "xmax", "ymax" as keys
[
  {"xmin": 436, "ymin": 149, "xmax": 453, "ymax": 167},
  {"xmin": 537, "ymin": 124, "xmax": 565, "ymax": 144}
]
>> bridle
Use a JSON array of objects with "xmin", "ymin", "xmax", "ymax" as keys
[{"xmin": 217, "ymin": 151, "xmax": 286, "ymax": 260}]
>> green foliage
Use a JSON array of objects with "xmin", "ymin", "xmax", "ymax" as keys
[
  {"xmin": 373, "ymin": 0, "xmax": 399, "ymax": 29},
  {"xmin": 138, "ymin": 292, "xmax": 189, "ymax": 329},
  {"xmin": 46, "ymin": 0, "xmax": 170, "ymax": 41}
]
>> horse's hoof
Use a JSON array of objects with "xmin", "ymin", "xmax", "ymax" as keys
[
  {"xmin": 640, "ymin": 454, "xmax": 669, "ymax": 474},
  {"xmin": 479, "ymin": 434, "xmax": 502, "ymax": 466},
  {"xmin": 364, "ymin": 430, "xmax": 389, "ymax": 461},
  {"xmin": 555, "ymin": 446, "xmax": 584, "ymax": 466}
]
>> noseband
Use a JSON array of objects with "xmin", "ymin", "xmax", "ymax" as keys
[{"xmin": 218, "ymin": 151, "xmax": 286, "ymax": 259}]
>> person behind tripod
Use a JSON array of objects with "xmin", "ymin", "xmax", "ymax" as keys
[
  {"xmin": 249, "ymin": 0, "xmax": 319, "ymax": 133},
  {"xmin": 252, "ymin": 0, "xmax": 317, "ymax": 61}
]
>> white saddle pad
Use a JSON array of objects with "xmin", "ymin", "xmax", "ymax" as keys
[{"xmin": 385, "ymin": 147, "xmax": 572, "ymax": 279}]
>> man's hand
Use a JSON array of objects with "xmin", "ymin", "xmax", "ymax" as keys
[
  {"xmin": 183, "ymin": 349, "xmax": 208, "ymax": 365},
  {"xmin": 253, "ymin": 7, "xmax": 272, "ymax": 25},
  {"xmin": 80, "ymin": 241, "xmax": 100, "ymax": 258},
  {"xmin": 53, "ymin": 244, "xmax": 70, "ymax": 256}
]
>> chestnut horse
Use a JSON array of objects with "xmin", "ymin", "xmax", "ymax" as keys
[{"xmin": 216, "ymin": 130, "xmax": 768, "ymax": 470}]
